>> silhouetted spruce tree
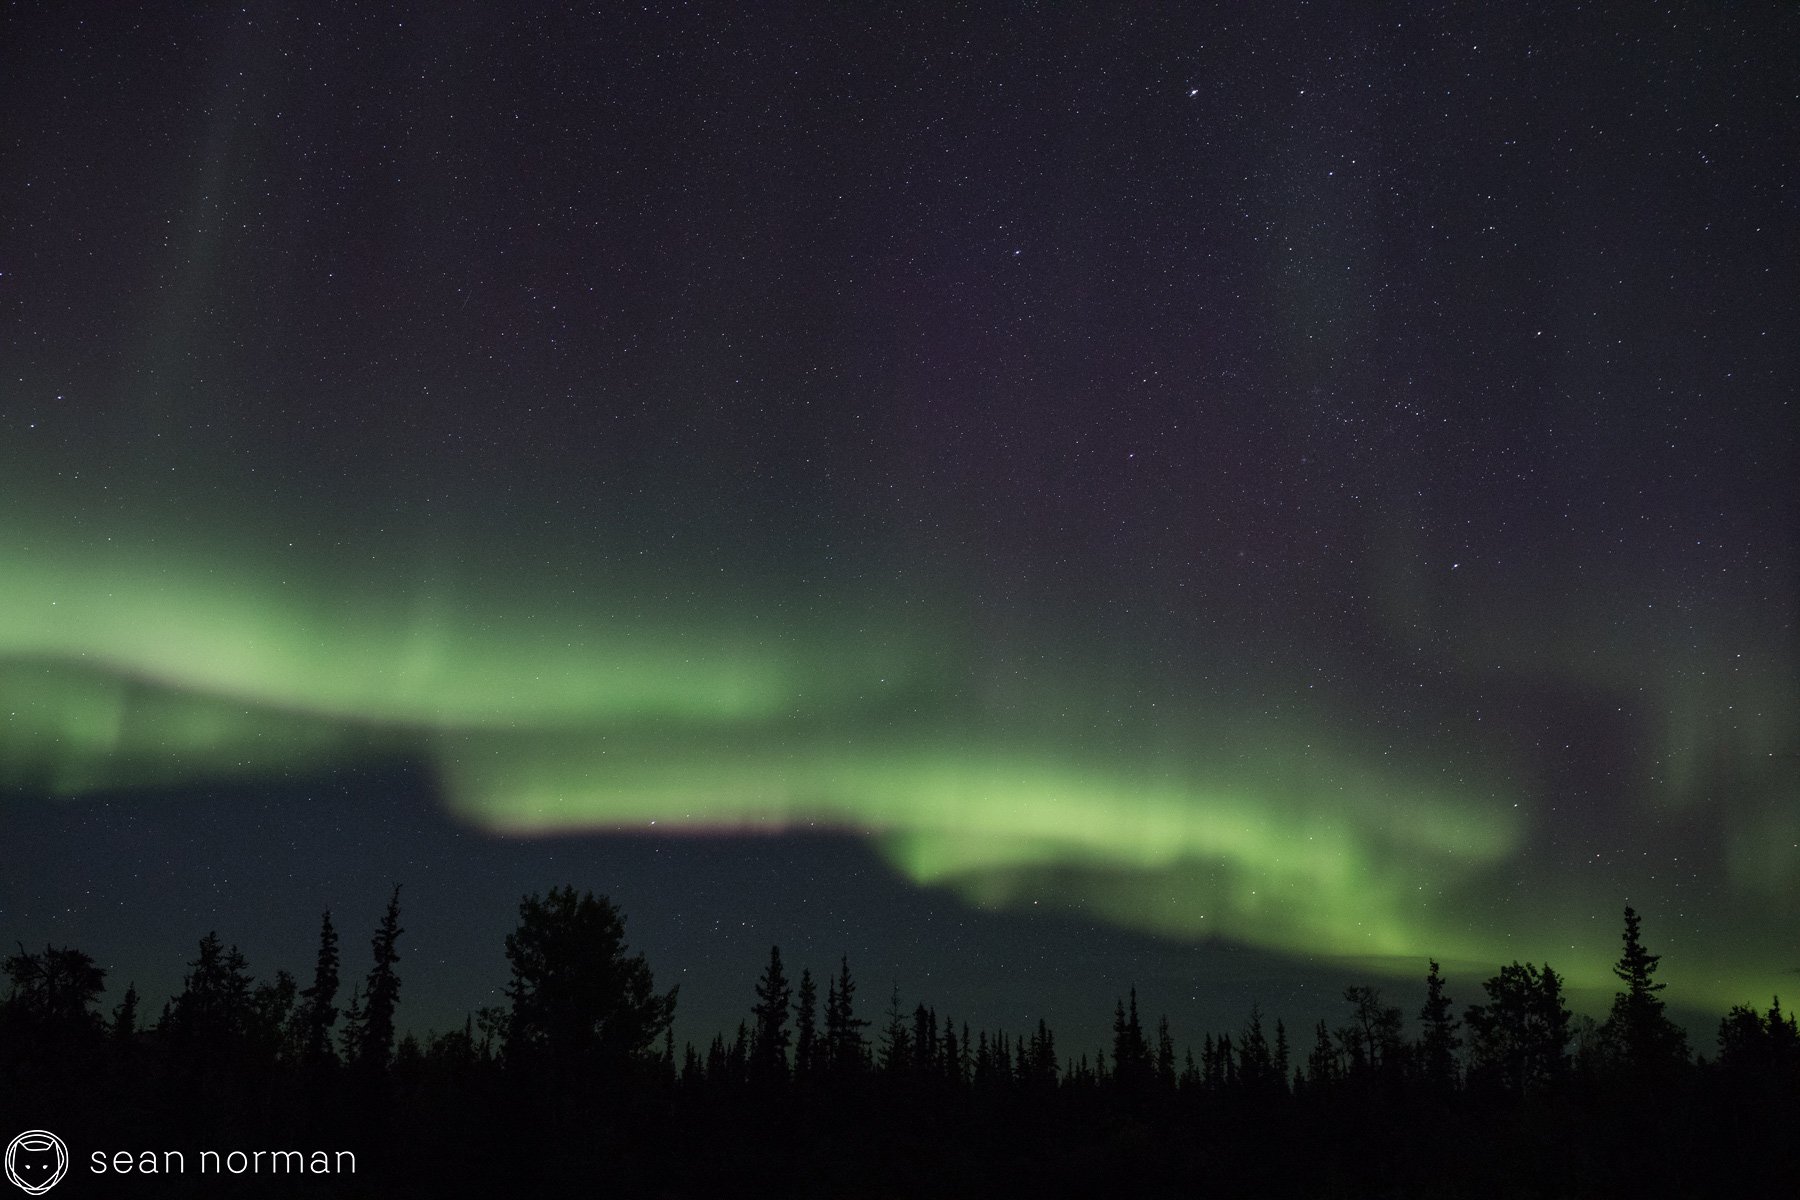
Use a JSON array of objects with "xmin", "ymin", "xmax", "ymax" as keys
[
  {"xmin": 165, "ymin": 932, "xmax": 255, "ymax": 1053},
  {"xmin": 1599, "ymin": 906, "xmax": 1688, "ymax": 1076},
  {"xmin": 337, "ymin": 985, "xmax": 365, "ymax": 1066},
  {"xmin": 911, "ymin": 1004, "xmax": 939, "ymax": 1076},
  {"xmin": 249, "ymin": 969, "xmax": 299, "ymax": 1066},
  {"xmin": 1306, "ymin": 1019, "xmax": 1340, "ymax": 1088},
  {"xmin": 1240, "ymin": 1004, "xmax": 1278, "ymax": 1094},
  {"xmin": 942, "ymin": 1016, "xmax": 963, "ymax": 1088},
  {"xmin": 1716, "ymin": 1005, "xmax": 1764, "ymax": 1070},
  {"xmin": 1772, "ymin": 997, "xmax": 1800, "ymax": 1069},
  {"xmin": 502, "ymin": 886, "xmax": 676, "ymax": 1080},
  {"xmin": 358, "ymin": 885, "xmax": 404, "ymax": 1073},
  {"xmin": 1030, "ymin": 1019, "xmax": 1059, "ymax": 1088},
  {"xmin": 823, "ymin": 956, "xmax": 869, "ymax": 1074},
  {"xmin": 728, "ymin": 1021, "xmax": 750, "ymax": 1082},
  {"xmin": 111, "ymin": 983, "xmax": 140, "ymax": 1043},
  {"xmin": 1419, "ymin": 959, "xmax": 1462, "ymax": 1091},
  {"xmin": 705, "ymin": 1032, "xmax": 728, "ymax": 1083},
  {"xmin": 792, "ymin": 967, "xmax": 818, "ymax": 1080},
  {"xmin": 394, "ymin": 1032, "xmax": 423, "ymax": 1078},
  {"xmin": 879, "ymin": 983, "xmax": 911, "ymax": 1073},
  {"xmin": 1717, "ymin": 997, "xmax": 1800, "ymax": 1074},
  {"xmin": 936, "ymin": 1021, "xmax": 964, "ymax": 1086},
  {"xmin": 1156, "ymin": 1015, "xmax": 1177, "ymax": 1088},
  {"xmin": 750, "ymin": 945, "xmax": 791, "ymax": 1084},
  {"xmin": 429, "ymin": 1020, "xmax": 480, "ymax": 1080},
  {"xmin": 1111, "ymin": 988, "xmax": 1153, "ymax": 1090},
  {"xmin": 1334, "ymin": 1022, "xmax": 1366, "ymax": 1077},
  {"xmin": 1464, "ymin": 961, "xmax": 1572, "ymax": 1097},
  {"xmin": 1274, "ymin": 1018, "xmax": 1291, "ymax": 1086},
  {"xmin": 297, "ymin": 909, "xmax": 340, "ymax": 1066},
  {"xmin": 994, "ymin": 1031, "xmax": 1014, "ymax": 1087}
]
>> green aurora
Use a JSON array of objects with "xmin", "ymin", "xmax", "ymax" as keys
[{"xmin": 3, "ymin": 501, "xmax": 1792, "ymax": 1016}]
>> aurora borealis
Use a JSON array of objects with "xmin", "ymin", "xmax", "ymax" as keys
[{"xmin": 3, "ymin": 3, "xmax": 1795, "ymax": 1039}]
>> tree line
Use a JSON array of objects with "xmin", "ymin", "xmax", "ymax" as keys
[{"xmin": 3, "ymin": 890, "xmax": 1794, "ymax": 1197}]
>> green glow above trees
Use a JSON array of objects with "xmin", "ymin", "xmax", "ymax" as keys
[{"xmin": 1, "ymin": 506, "xmax": 1792, "ymax": 1015}]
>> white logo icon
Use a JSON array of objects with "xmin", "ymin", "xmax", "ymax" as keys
[{"xmin": 4, "ymin": 1132, "xmax": 68, "ymax": 1195}]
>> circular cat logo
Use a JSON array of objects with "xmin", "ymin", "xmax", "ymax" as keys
[{"xmin": 5, "ymin": 1132, "xmax": 68, "ymax": 1195}]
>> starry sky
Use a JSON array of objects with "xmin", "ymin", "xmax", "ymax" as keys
[{"xmin": 2, "ymin": 2, "xmax": 1795, "ymax": 1049}]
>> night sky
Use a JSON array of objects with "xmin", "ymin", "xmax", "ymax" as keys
[{"xmin": 3, "ymin": 3, "xmax": 1795, "ymax": 1050}]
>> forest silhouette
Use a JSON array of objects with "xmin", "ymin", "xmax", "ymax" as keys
[{"xmin": 3, "ymin": 891, "xmax": 1794, "ymax": 1197}]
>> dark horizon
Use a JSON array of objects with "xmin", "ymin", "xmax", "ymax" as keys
[
  {"xmin": 6, "ymin": 877, "xmax": 1795, "ymax": 1198},
  {"xmin": 3, "ymin": 765, "xmax": 1761, "ymax": 1062}
]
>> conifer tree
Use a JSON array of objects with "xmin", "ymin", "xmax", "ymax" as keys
[
  {"xmin": 994, "ymin": 1031, "xmax": 1014, "ymax": 1087},
  {"xmin": 1240, "ymin": 1004, "xmax": 1276, "ymax": 1092},
  {"xmin": 1464, "ymin": 961, "xmax": 1572, "ymax": 1097},
  {"xmin": 1419, "ymin": 960, "xmax": 1462, "ymax": 1090},
  {"xmin": 298, "ymin": 909, "xmax": 340, "ymax": 1066},
  {"xmin": 337, "ymin": 985, "xmax": 365, "ymax": 1067},
  {"xmin": 1770, "ymin": 997, "xmax": 1800, "ymax": 1070},
  {"xmin": 251, "ymin": 969, "xmax": 299, "ymax": 1065},
  {"xmin": 1307, "ymin": 1019, "xmax": 1339, "ymax": 1087},
  {"xmin": 110, "ymin": 983, "xmax": 139, "ymax": 1044},
  {"xmin": 1718, "ymin": 996, "xmax": 1800, "ymax": 1073},
  {"xmin": 911, "ymin": 1003, "xmax": 938, "ymax": 1076},
  {"xmin": 792, "ymin": 967, "xmax": 818, "ymax": 1080},
  {"xmin": 1599, "ymin": 906, "xmax": 1688, "ymax": 1074},
  {"xmin": 502, "ymin": 886, "xmax": 676, "ymax": 1076},
  {"xmin": 728, "ymin": 1021, "xmax": 750, "ymax": 1082},
  {"xmin": 1111, "ymin": 988, "xmax": 1152, "ymax": 1089},
  {"xmin": 879, "ymin": 983, "xmax": 911, "ymax": 1073},
  {"xmin": 824, "ymin": 956, "xmax": 868, "ymax": 1073},
  {"xmin": 166, "ymin": 933, "xmax": 254, "ymax": 1051},
  {"xmin": 973, "ymin": 1030, "xmax": 993, "ymax": 1090},
  {"xmin": 750, "ymin": 945, "xmax": 792, "ymax": 1084},
  {"xmin": 705, "ymin": 1032, "xmax": 728, "ymax": 1082},
  {"xmin": 359, "ymin": 885, "xmax": 404, "ymax": 1072},
  {"xmin": 1031, "ymin": 1019, "xmax": 1059, "ymax": 1088}
]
